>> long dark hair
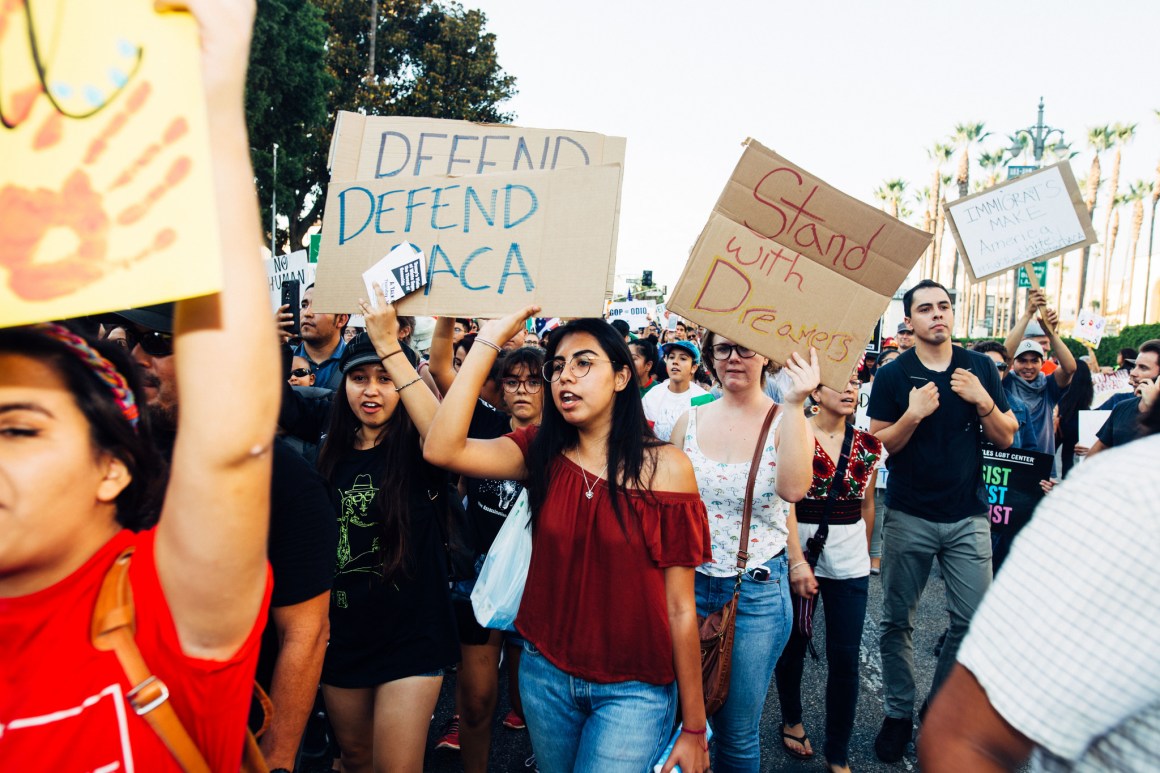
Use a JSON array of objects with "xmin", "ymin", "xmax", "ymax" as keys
[
  {"xmin": 0, "ymin": 326, "xmax": 164, "ymax": 530},
  {"xmin": 1058, "ymin": 358, "xmax": 1094, "ymax": 424},
  {"xmin": 316, "ymin": 368, "xmax": 442, "ymax": 579},
  {"xmin": 527, "ymin": 319, "xmax": 662, "ymax": 536}
]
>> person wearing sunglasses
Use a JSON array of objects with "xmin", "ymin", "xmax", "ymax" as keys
[
  {"xmin": 289, "ymin": 356, "xmax": 316, "ymax": 387},
  {"xmin": 972, "ymin": 341, "xmax": 1035, "ymax": 451},
  {"xmin": 425, "ymin": 313, "xmax": 713, "ymax": 773},
  {"xmin": 669, "ymin": 333, "xmax": 820, "ymax": 773}
]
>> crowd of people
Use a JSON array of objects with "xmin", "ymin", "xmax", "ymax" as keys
[{"xmin": 4, "ymin": 6, "xmax": 1159, "ymax": 773}]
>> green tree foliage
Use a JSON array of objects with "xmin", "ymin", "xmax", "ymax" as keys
[
  {"xmin": 247, "ymin": 0, "xmax": 333, "ymax": 253},
  {"xmin": 247, "ymin": 0, "xmax": 518, "ymax": 252}
]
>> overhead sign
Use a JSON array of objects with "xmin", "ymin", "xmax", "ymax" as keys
[
  {"xmin": 945, "ymin": 162, "xmax": 1097, "ymax": 282},
  {"xmin": 313, "ymin": 113, "xmax": 626, "ymax": 317},
  {"xmin": 0, "ymin": 4, "xmax": 220, "ymax": 327},
  {"xmin": 666, "ymin": 140, "xmax": 931, "ymax": 390},
  {"xmin": 1015, "ymin": 260, "xmax": 1048, "ymax": 288}
]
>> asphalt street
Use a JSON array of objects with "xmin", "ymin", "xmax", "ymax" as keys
[{"xmin": 423, "ymin": 565, "xmax": 949, "ymax": 772}]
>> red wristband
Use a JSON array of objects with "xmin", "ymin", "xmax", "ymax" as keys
[{"xmin": 682, "ymin": 725, "xmax": 707, "ymax": 736}]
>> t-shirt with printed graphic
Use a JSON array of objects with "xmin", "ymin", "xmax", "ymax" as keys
[
  {"xmin": 0, "ymin": 529, "xmax": 270, "ymax": 772},
  {"xmin": 465, "ymin": 400, "xmax": 527, "ymax": 556},
  {"xmin": 321, "ymin": 447, "xmax": 458, "ymax": 688},
  {"xmin": 642, "ymin": 381, "xmax": 710, "ymax": 442}
]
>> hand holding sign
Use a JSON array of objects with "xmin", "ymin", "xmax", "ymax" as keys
[
  {"xmin": 780, "ymin": 349, "xmax": 821, "ymax": 405},
  {"xmin": 477, "ymin": 305, "xmax": 543, "ymax": 351},
  {"xmin": 358, "ymin": 284, "xmax": 402, "ymax": 357}
]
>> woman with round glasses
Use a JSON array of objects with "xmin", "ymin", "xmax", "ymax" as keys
[
  {"xmin": 426, "ymin": 313, "xmax": 712, "ymax": 773},
  {"xmin": 439, "ymin": 344, "xmax": 545, "ymax": 772},
  {"xmin": 670, "ymin": 333, "xmax": 820, "ymax": 773}
]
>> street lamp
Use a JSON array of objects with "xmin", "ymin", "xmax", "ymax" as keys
[
  {"xmin": 1007, "ymin": 97, "xmax": 1069, "ymax": 164},
  {"xmin": 270, "ymin": 142, "xmax": 278, "ymax": 257}
]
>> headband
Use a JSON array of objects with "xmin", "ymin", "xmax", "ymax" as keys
[{"xmin": 32, "ymin": 323, "xmax": 140, "ymax": 431}]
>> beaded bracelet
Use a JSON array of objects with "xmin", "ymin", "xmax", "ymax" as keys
[{"xmin": 395, "ymin": 376, "xmax": 422, "ymax": 393}]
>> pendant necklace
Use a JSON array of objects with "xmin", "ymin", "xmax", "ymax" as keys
[{"xmin": 574, "ymin": 453, "xmax": 609, "ymax": 500}]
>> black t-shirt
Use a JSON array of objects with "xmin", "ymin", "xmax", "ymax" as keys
[
  {"xmin": 255, "ymin": 438, "xmax": 339, "ymax": 690},
  {"xmin": 1096, "ymin": 396, "xmax": 1145, "ymax": 449},
  {"xmin": 464, "ymin": 401, "xmax": 527, "ymax": 556},
  {"xmin": 321, "ymin": 447, "xmax": 458, "ymax": 687},
  {"xmin": 867, "ymin": 347, "xmax": 1010, "ymax": 522}
]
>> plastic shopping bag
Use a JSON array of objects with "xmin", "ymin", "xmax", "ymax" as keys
[{"xmin": 470, "ymin": 489, "xmax": 532, "ymax": 632}]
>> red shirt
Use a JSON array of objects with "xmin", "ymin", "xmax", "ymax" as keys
[
  {"xmin": 0, "ymin": 529, "xmax": 271, "ymax": 770},
  {"xmin": 507, "ymin": 426, "xmax": 712, "ymax": 685}
]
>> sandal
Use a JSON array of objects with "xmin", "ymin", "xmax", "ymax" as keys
[{"xmin": 781, "ymin": 729, "xmax": 814, "ymax": 760}]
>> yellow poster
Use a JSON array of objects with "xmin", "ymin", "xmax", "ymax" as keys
[{"xmin": 0, "ymin": 1, "xmax": 220, "ymax": 328}]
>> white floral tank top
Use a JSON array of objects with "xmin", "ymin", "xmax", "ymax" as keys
[{"xmin": 684, "ymin": 406, "xmax": 789, "ymax": 577}]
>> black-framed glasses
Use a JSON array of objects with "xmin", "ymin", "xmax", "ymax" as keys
[
  {"xmin": 501, "ymin": 377, "xmax": 542, "ymax": 394},
  {"xmin": 710, "ymin": 343, "xmax": 756, "ymax": 361},
  {"xmin": 290, "ymin": 368, "xmax": 312, "ymax": 378},
  {"xmin": 126, "ymin": 329, "xmax": 174, "ymax": 358},
  {"xmin": 542, "ymin": 354, "xmax": 612, "ymax": 383}
]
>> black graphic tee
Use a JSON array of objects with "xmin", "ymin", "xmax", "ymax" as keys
[
  {"xmin": 465, "ymin": 401, "xmax": 528, "ymax": 556},
  {"xmin": 321, "ymin": 447, "xmax": 458, "ymax": 687}
]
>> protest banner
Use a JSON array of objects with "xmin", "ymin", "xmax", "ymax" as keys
[
  {"xmin": 1073, "ymin": 310, "xmax": 1107, "ymax": 348},
  {"xmin": 311, "ymin": 164, "xmax": 622, "ymax": 317},
  {"xmin": 608, "ymin": 301, "xmax": 655, "ymax": 330},
  {"xmin": 265, "ymin": 250, "xmax": 315, "ymax": 311},
  {"xmin": 666, "ymin": 140, "xmax": 931, "ymax": 390},
  {"xmin": 0, "ymin": 4, "xmax": 220, "ymax": 327},
  {"xmin": 314, "ymin": 113, "xmax": 626, "ymax": 315},
  {"xmin": 982, "ymin": 447, "xmax": 1054, "ymax": 567},
  {"xmin": 945, "ymin": 163, "xmax": 1096, "ymax": 283}
]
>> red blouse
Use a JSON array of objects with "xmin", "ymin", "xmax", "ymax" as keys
[{"xmin": 506, "ymin": 426, "xmax": 712, "ymax": 685}]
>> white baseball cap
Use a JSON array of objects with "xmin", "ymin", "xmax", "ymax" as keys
[{"xmin": 1014, "ymin": 339, "xmax": 1044, "ymax": 359}]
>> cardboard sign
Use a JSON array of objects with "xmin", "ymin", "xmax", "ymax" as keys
[
  {"xmin": 608, "ymin": 301, "xmax": 655, "ymax": 330},
  {"xmin": 667, "ymin": 140, "xmax": 931, "ymax": 390},
  {"xmin": 265, "ymin": 250, "xmax": 315, "ymax": 311},
  {"xmin": 983, "ymin": 447, "xmax": 1054, "ymax": 568},
  {"xmin": 314, "ymin": 114, "xmax": 626, "ymax": 316},
  {"xmin": 311, "ymin": 164, "xmax": 622, "ymax": 317},
  {"xmin": 0, "ymin": 4, "xmax": 221, "ymax": 328},
  {"xmin": 945, "ymin": 163, "xmax": 1097, "ymax": 282},
  {"xmin": 1073, "ymin": 310, "xmax": 1107, "ymax": 348}
]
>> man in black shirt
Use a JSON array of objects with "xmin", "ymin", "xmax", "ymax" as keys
[{"xmin": 866, "ymin": 280, "xmax": 1018, "ymax": 762}]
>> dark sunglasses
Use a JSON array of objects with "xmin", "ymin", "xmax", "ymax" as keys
[
  {"xmin": 996, "ymin": 363, "xmax": 1009, "ymax": 372},
  {"xmin": 290, "ymin": 368, "xmax": 312, "ymax": 378},
  {"xmin": 125, "ymin": 329, "xmax": 174, "ymax": 357}
]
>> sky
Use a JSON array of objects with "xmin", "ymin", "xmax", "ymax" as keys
[{"xmin": 477, "ymin": 0, "xmax": 1160, "ymax": 295}]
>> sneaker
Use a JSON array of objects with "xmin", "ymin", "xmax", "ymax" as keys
[
  {"xmin": 435, "ymin": 715, "xmax": 460, "ymax": 751},
  {"xmin": 874, "ymin": 715, "xmax": 913, "ymax": 763},
  {"xmin": 502, "ymin": 709, "xmax": 527, "ymax": 730}
]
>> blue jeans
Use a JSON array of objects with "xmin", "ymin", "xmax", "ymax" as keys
[
  {"xmin": 518, "ymin": 640, "xmax": 677, "ymax": 773},
  {"xmin": 774, "ymin": 575, "xmax": 869, "ymax": 765},
  {"xmin": 695, "ymin": 553, "xmax": 792, "ymax": 773}
]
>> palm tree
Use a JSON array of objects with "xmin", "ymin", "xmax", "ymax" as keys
[
  {"xmin": 976, "ymin": 149, "xmax": 1008, "ymax": 188},
  {"xmin": 949, "ymin": 122, "xmax": 990, "ymax": 334},
  {"xmin": 873, "ymin": 178, "xmax": 908, "ymax": 219},
  {"xmin": 1078, "ymin": 126, "xmax": 1113, "ymax": 312},
  {"xmin": 1100, "ymin": 122, "xmax": 1137, "ymax": 312},
  {"xmin": 1146, "ymin": 110, "xmax": 1160, "ymax": 324},
  {"xmin": 1121, "ymin": 181, "xmax": 1151, "ymax": 321},
  {"xmin": 926, "ymin": 143, "xmax": 954, "ymax": 279}
]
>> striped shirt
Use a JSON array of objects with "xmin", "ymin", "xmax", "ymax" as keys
[{"xmin": 958, "ymin": 433, "xmax": 1160, "ymax": 771}]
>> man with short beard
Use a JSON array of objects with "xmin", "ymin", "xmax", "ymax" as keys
[
  {"xmin": 867, "ymin": 280, "xmax": 1018, "ymax": 763},
  {"xmin": 295, "ymin": 283, "xmax": 350, "ymax": 390}
]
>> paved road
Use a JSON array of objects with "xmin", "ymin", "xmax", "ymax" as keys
[{"xmin": 423, "ymin": 565, "xmax": 950, "ymax": 772}]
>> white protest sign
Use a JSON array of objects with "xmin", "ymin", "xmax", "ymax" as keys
[
  {"xmin": 1073, "ymin": 310, "xmax": 1107, "ymax": 348},
  {"xmin": 265, "ymin": 249, "xmax": 315, "ymax": 311},
  {"xmin": 945, "ymin": 163, "xmax": 1097, "ymax": 282},
  {"xmin": 608, "ymin": 301, "xmax": 654, "ymax": 330},
  {"xmin": 1079, "ymin": 410, "xmax": 1111, "ymax": 448}
]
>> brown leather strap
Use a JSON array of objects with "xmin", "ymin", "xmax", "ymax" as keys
[
  {"xmin": 737, "ymin": 404, "xmax": 779, "ymax": 571},
  {"xmin": 92, "ymin": 548, "xmax": 213, "ymax": 773}
]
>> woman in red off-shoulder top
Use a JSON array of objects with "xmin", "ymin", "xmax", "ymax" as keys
[{"xmin": 425, "ymin": 312, "xmax": 711, "ymax": 773}]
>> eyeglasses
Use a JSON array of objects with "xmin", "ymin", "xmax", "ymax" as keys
[
  {"xmin": 710, "ymin": 343, "xmax": 756, "ymax": 360},
  {"xmin": 542, "ymin": 354, "xmax": 613, "ymax": 383},
  {"xmin": 501, "ymin": 377, "xmax": 542, "ymax": 393},
  {"xmin": 126, "ymin": 329, "xmax": 174, "ymax": 358},
  {"xmin": 290, "ymin": 368, "xmax": 312, "ymax": 378},
  {"xmin": 996, "ymin": 363, "xmax": 1009, "ymax": 372}
]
